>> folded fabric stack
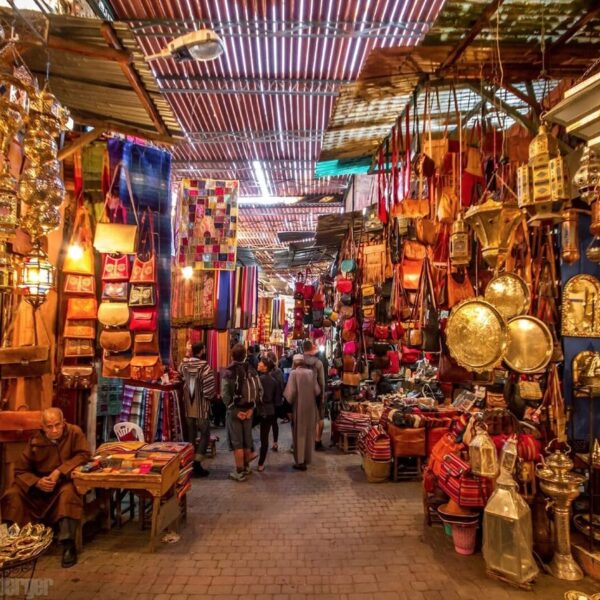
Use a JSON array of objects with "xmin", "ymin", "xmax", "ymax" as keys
[
  {"xmin": 334, "ymin": 411, "xmax": 372, "ymax": 434},
  {"xmin": 359, "ymin": 426, "xmax": 392, "ymax": 462},
  {"xmin": 141, "ymin": 441, "xmax": 194, "ymax": 498},
  {"xmin": 95, "ymin": 441, "xmax": 146, "ymax": 455}
]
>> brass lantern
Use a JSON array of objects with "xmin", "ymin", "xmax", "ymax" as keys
[
  {"xmin": 468, "ymin": 421, "xmax": 498, "ymax": 478},
  {"xmin": 561, "ymin": 209, "xmax": 580, "ymax": 264},
  {"xmin": 591, "ymin": 200, "xmax": 600, "ymax": 236},
  {"xmin": 18, "ymin": 242, "xmax": 55, "ymax": 308},
  {"xmin": 573, "ymin": 143, "xmax": 600, "ymax": 205},
  {"xmin": 450, "ymin": 211, "xmax": 470, "ymax": 267},
  {"xmin": 464, "ymin": 196, "xmax": 522, "ymax": 268},
  {"xmin": 483, "ymin": 437, "xmax": 539, "ymax": 587}
]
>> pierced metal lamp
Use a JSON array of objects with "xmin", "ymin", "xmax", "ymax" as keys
[{"xmin": 18, "ymin": 242, "xmax": 54, "ymax": 308}]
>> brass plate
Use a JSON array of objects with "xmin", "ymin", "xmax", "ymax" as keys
[
  {"xmin": 504, "ymin": 316, "xmax": 553, "ymax": 374},
  {"xmin": 561, "ymin": 274, "xmax": 600, "ymax": 337},
  {"xmin": 484, "ymin": 272, "xmax": 530, "ymax": 320},
  {"xmin": 446, "ymin": 298, "xmax": 509, "ymax": 373}
]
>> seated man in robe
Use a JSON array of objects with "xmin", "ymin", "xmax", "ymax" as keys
[{"xmin": 1, "ymin": 407, "xmax": 91, "ymax": 568}]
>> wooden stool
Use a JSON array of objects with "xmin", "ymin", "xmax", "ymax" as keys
[
  {"xmin": 392, "ymin": 455, "xmax": 423, "ymax": 481},
  {"xmin": 338, "ymin": 432, "xmax": 359, "ymax": 453}
]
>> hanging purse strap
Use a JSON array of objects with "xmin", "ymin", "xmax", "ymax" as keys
[{"xmin": 137, "ymin": 208, "xmax": 156, "ymax": 258}]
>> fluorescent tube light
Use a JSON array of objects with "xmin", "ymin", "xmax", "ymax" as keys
[{"xmin": 252, "ymin": 160, "xmax": 271, "ymax": 197}]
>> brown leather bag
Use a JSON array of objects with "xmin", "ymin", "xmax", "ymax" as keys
[
  {"xmin": 0, "ymin": 405, "xmax": 42, "ymax": 442},
  {"xmin": 388, "ymin": 424, "xmax": 426, "ymax": 457},
  {"xmin": 416, "ymin": 219, "xmax": 438, "ymax": 246},
  {"xmin": 130, "ymin": 355, "xmax": 162, "ymax": 381},
  {"xmin": 66, "ymin": 297, "xmax": 97, "ymax": 320},
  {"xmin": 102, "ymin": 354, "xmax": 131, "ymax": 378},
  {"xmin": 64, "ymin": 319, "xmax": 95, "ymax": 339},
  {"xmin": 100, "ymin": 329, "xmax": 132, "ymax": 353},
  {"xmin": 447, "ymin": 267, "xmax": 475, "ymax": 308},
  {"xmin": 64, "ymin": 338, "xmax": 95, "ymax": 358},
  {"xmin": 133, "ymin": 332, "xmax": 159, "ymax": 355},
  {"xmin": 98, "ymin": 302, "xmax": 130, "ymax": 327}
]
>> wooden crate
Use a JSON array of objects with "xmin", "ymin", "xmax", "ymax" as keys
[{"xmin": 338, "ymin": 432, "xmax": 359, "ymax": 453}]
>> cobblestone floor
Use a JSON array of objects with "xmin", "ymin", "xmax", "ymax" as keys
[{"xmin": 32, "ymin": 423, "xmax": 599, "ymax": 600}]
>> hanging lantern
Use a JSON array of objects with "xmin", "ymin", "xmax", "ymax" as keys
[
  {"xmin": 561, "ymin": 209, "xmax": 580, "ymax": 264},
  {"xmin": 450, "ymin": 211, "xmax": 470, "ymax": 267},
  {"xmin": 468, "ymin": 421, "xmax": 498, "ymax": 478},
  {"xmin": 0, "ymin": 171, "xmax": 17, "ymax": 238},
  {"xmin": 573, "ymin": 143, "xmax": 600, "ymax": 205},
  {"xmin": 517, "ymin": 122, "xmax": 568, "ymax": 221},
  {"xmin": 0, "ymin": 64, "xmax": 31, "ymax": 160},
  {"xmin": 483, "ymin": 437, "xmax": 539, "ymax": 587},
  {"xmin": 0, "ymin": 241, "xmax": 14, "ymax": 289},
  {"xmin": 464, "ymin": 196, "xmax": 522, "ymax": 268},
  {"xmin": 18, "ymin": 242, "xmax": 54, "ymax": 308}
]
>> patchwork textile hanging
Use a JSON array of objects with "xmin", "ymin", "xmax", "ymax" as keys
[
  {"xmin": 171, "ymin": 268, "xmax": 216, "ymax": 328},
  {"xmin": 177, "ymin": 178, "xmax": 239, "ymax": 271}
]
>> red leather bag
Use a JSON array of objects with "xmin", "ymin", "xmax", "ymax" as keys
[
  {"xmin": 102, "ymin": 253, "xmax": 130, "ymax": 282},
  {"xmin": 401, "ymin": 345, "xmax": 420, "ymax": 364},
  {"xmin": 384, "ymin": 350, "xmax": 400, "ymax": 374},
  {"xmin": 130, "ymin": 308, "xmax": 158, "ymax": 331},
  {"xmin": 336, "ymin": 278, "xmax": 353, "ymax": 294},
  {"xmin": 343, "ymin": 341, "xmax": 358, "ymax": 355},
  {"xmin": 374, "ymin": 324, "xmax": 389, "ymax": 340},
  {"xmin": 130, "ymin": 209, "xmax": 157, "ymax": 283}
]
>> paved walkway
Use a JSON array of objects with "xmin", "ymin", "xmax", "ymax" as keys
[{"xmin": 34, "ymin": 423, "xmax": 598, "ymax": 600}]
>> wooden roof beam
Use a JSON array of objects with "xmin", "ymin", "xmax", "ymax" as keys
[
  {"xmin": 436, "ymin": 0, "xmax": 506, "ymax": 75},
  {"xmin": 47, "ymin": 34, "xmax": 132, "ymax": 64},
  {"xmin": 58, "ymin": 128, "xmax": 103, "ymax": 161},
  {"xmin": 500, "ymin": 82, "xmax": 542, "ymax": 115},
  {"xmin": 100, "ymin": 22, "xmax": 169, "ymax": 137},
  {"xmin": 550, "ymin": 0, "xmax": 600, "ymax": 51}
]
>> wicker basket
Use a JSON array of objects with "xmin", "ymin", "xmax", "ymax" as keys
[{"xmin": 362, "ymin": 456, "xmax": 391, "ymax": 483}]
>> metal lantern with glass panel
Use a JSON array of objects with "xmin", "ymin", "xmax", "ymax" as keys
[
  {"xmin": 469, "ymin": 420, "xmax": 498, "ymax": 478},
  {"xmin": 450, "ymin": 211, "xmax": 470, "ymax": 267},
  {"xmin": 18, "ymin": 242, "xmax": 54, "ymax": 308},
  {"xmin": 483, "ymin": 436, "xmax": 539, "ymax": 588}
]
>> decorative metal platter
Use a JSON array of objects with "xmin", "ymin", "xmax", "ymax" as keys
[
  {"xmin": 0, "ymin": 522, "xmax": 53, "ymax": 567},
  {"xmin": 561, "ymin": 274, "xmax": 600, "ymax": 338},
  {"xmin": 484, "ymin": 272, "xmax": 530, "ymax": 320},
  {"xmin": 504, "ymin": 316, "xmax": 553, "ymax": 373},
  {"xmin": 446, "ymin": 298, "xmax": 509, "ymax": 373}
]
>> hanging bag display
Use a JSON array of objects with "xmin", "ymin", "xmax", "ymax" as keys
[
  {"xmin": 59, "ymin": 365, "xmax": 96, "ymax": 390},
  {"xmin": 130, "ymin": 209, "xmax": 157, "ymax": 283},
  {"xmin": 101, "ymin": 253, "xmax": 130, "ymax": 282},
  {"xmin": 66, "ymin": 297, "xmax": 97, "ymax": 320},
  {"xmin": 98, "ymin": 302, "xmax": 130, "ymax": 328},
  {"xmin": 130, "ymin": 355, "xmax": 162, "ymax": 381},
  {"xmin": 64, "ymin": 338, "xmax": 95, "ymax": 358},
  {"xmin": 102, "ymin": 281, "xmax": 128, "ymax": 302},
  {"xmin": 63, "ymin": 204, "xmax": 95, "ymax": 275},
  {"xmin": 64, "ymin": 274, "xmax": 95, "ymax": 296},
  {"xmin": 0, "ymin": 404, "xmax": 42, "ymax": 442},
  {"xmin": 102, "ymin": 353, "xmax": 131, "ymax": 379},
  {"xmin": 130, "ymin": 308, "xmax": 158, "ymax": 331},
  {"xmin": 99, "ymin": 329, "xmax": 132, "ymax": 353},
  {"xmin": 133, "ymin": 331, "xmax": 159, "ymax": 354},
  {"xmin": 93, "ymin": 162, "xmax": 139, "ymax": 254},
  {"xmin": 128, "ymin": 284, "xmax": 156, "ymax": 307},
  {"xmin": 63, "ymin": 319, "xmax": 95, "ymax": 339}
]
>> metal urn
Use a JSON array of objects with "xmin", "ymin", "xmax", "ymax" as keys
[
  {"xmin": 483, "ymin": 437, "xmax": 539, "ymax": 587},
  {"xmin": 464, "ymin": 196, "xmax": 522, "ymax": 268},
  {"xmin": 536, "ymin": 445, "xmax": 587, "ymax": 580}
]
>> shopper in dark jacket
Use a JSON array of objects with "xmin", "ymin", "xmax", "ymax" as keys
[
  {"xmin": 257, "ymin": 357, "xmax": 278, "ymax": 471},
  {"xmin": 267, "ymin": 351, "xmax": 285, "ymax": 451}
]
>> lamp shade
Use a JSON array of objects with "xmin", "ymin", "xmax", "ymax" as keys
[{"xmin": 18, "ymin": 243, "xmax": 54, "ymax": 307}]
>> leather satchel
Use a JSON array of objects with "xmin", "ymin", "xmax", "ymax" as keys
[
  {"xmin": 0, "ymin": 406, "xmax": 42, "ymax": 442},
  {"xmin": 59, "ymin": 364, "xmax": 95, "ymax": 389},
  {"xmin": 64, "ymin": 338, "xmax": 95, "ymax": 358},
  {"xmin": 102, "ymin": 281, "xmax": 128, "ymax": 302},
  {"xmin": 64, "ymin": 319, "xmax": 95, "ymax": 339},
  {"xmin": 102, "ymin": 253, "xmax": 130, "ymax": 282},
  {"xmin": 98, "ymin": 302, "xmax": 130, "ymax": 328},
  {"xmin": 129, "ymin": 284, "xmax": 156, "ymax": 307},
  {"xmin": 100, "ymin": 329, "xmax": 132, "ymax": 353},
  {"xmin": 130, "ymin": 308, "xmax": 158, "ymax": 331},
  {"xmin": 130, "ymin": 355, "xmax": 162, "ymax": 382},
  {"xmin": 64, "ymin": 274, "xmax": 95, "ymax": 296},
  {"xmin": 416, "ymin": 219, "xmax": 438, "ymax": 246},
  {"xmin": 388, "ymin": 424, "xmax": 426, "ymax": 457},
  {"xmin": 134, "ymin": 332, "xmax": 159, "ymax": 355},
  {"xmin": 342, "ymin": 372, "xmax": 361, "ymax": 386},
  {"xmin": 66, "ymin": 297, "xmax": 97, "ymax": 320},
  {"xmin": 130, "ymin": 209, "xmax": 157, "ymax": 283},
  {"xmin": 102, "ymin": 354, "xmax": 131, "ymax": 379}
]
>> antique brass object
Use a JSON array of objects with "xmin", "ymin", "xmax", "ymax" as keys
[
  {"xmin": 561, "ymin": 209, "xmax": 581, "ymax": 263},
  {"xmin": 450, "ymin": 211, "xmax": 470, "ymax": 267},
  {"xmin": 464, "ymin": 198, "xmax": 522, "ymax": 268},
  {"xmin": 504, "ymin": 316, "xmax": 553, "ymax": 374},
  {"xmin": 536, "ymin": 446, "xmax": 586, "ymax": 581},
  {"xmin": 446, "ymin": 298, "xmax": 509, "ymax": 373},
  {"xmin": 572, "ymin": 351, "xmax": 599, "ymax": 390},
  {"xmin": 561, "ymin": 274, "xmax": 600, "ymax": 337},
  {"xmin": 484, "ymin": 272, "xmax": 530, "ymax": 320},
  {"xmin": 574, "ymin": 143, "xmax": 600, "ymax": 205}
]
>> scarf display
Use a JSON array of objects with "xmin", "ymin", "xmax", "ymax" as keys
[
  {"xmin": 271, "ymin": 299, "xmax": 286, "ymax": 330},
  {"xmin": 234, "ymin": 266, "xmax": 258, "ymax": 329},
  {"xmin": 171, "ymin": 268, "xmax": 216, "ymax": 328}
]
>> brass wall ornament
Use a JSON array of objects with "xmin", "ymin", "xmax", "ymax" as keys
[
  {"xmin": 504, "ymin": 316, "xmax": 553, "ymax": 374},
  {"xmin": 572, "ymin": 351, "xmax": 599, "ymax": 390},
  {"xmin": 484, "ymin": 272, "xmax": 530, "ymax": 321},
  {"xmin": 561, "ymin": 274, "xmax": 600, "ymax": 337},
  {"xmin": 573, "ymin": 143, "xmax": 600, "ymax": 205},
  {"xmin": 446, "ymin": 298, "xmax": 509, "ymax": 372},
  {"xmin": 464, "ymin": 197, "xmax": 522, "ymax": 268}
]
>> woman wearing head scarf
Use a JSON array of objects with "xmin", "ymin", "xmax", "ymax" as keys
[{"xmin": 283, "ymin": 354, "xmax": 321, "ymax": 470}]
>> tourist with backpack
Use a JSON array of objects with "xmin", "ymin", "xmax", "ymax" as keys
[
  {"xmin": 256, "ymin": 357, "xmax": 279, "ymax": 471},
  {"xmin": 221, "ymin": 343, "xmax": 263, "ymax": 482},
  {"xmin": 284, "ymin": 354, "xmax": 321, "ymax": 471}
]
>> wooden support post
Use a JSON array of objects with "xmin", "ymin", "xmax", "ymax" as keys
[
  {"xmin": 501, "ymin": 83, "xmax": 542, "ymax": 116},
  {"xmin": 100, "ymin": 22, "xmax": 169, "ymax": 137},
  {"xmin": 58, "ymin": 128, "xmax": 102, "ymax": 161},
  {"xmin": 47, "ymin": 34, "xmax": 132, "ymax": 64}
]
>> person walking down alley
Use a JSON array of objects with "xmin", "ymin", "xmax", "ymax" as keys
[
  {"xmin": 222, "ymin": 343, "xmax": 263, "ymax": 481},
  {"xmin": 284, "ymin": 354, "xmax": 320, "ymax": 471},
  {"xmin": 179, "ymin": 342, "xmax": 216, "ymax": 478},
  {"xmin": 302, "ymin": 340, "xmax": 326, "ymax": 451},
  {"xmin": 256, "ymin": 357, "xmax": 278, "ymax": 471}
]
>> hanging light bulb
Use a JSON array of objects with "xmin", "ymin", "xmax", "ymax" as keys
[
  {"xmin": 182, "ymin": 265, "xmax": 193, "ymax": 280},
  {"xmin": 67, "ymin": 242, "xmax": 84, "ymax": 261}
]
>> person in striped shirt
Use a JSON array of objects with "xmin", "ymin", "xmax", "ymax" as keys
[{"xmin": 179, "ymin": 342, "xmax": 216, "ymax": 477}]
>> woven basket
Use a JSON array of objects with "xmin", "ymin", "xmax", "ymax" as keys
[{"xmin": 362, "ymin": 456, "xmax": 391, "ymax": 483}]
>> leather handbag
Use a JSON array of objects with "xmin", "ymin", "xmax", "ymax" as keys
[
  {"xmin": 129, "ymin": 284, "xmax": 156, "ymax": 307},
  {"xmin": 100, "ymin": 329, "xmax": 132, "ymax": 353},
  {"xmin": 102, "ymin": 253, "xmax": 130, "ymax": 282},
  {"xmin": 438, "ymin": 453, "xmax": 493, "ymax": 508},
  {"xmin": 66, "ymin": 297, "xmax": 97, "ymax": 320},
  {"xmin": 397, "ymin": 198, "xmax": 429, "ymax": 218},
  {"xmin": 64, "ymin": 338, "xmax": 95, "ymax": 358},
  {"xmin": 437, "ymin": 187, "xmax": 458, "ymax": 224},
  {"xmin": 400, "ymin": 345, "xmax": 420, "ymax": 365},
  {"xmin": 102, "ymin": 281, "xmax": 128, "ymax": 302},
  {"xmin": 130, "ymin": 209, "xmax": 157, "ymax": 283},
  {"xmin": 130, "ymin": 308, "xmax": 158, "ymax": 331},
  {"xmin": 416, "ymin": 219, "xmax": 438, "ymax": 246},
  {"xmin": 102, "ymin": 354, "xmax": 131, "ymax": 379},
  {"xmin": 447, "ymin": 267, "xmax": 475, "ymax": 308},
  {"xmin": 64, "ymin": 274, "xmax": 95, "ymax": 296},
  {"xmin": 336, "ymin": 278, "xmax": 353, "ymax": 294},
  {"xmin": 0, "ymin": 310, "xmax": 51, "ymax": 379},
  {"xmin": 64, "ymin": 319, "xmax": 95, "ymax": 339},
  {"xmin": 59, "ymin": 364, "xmax": 96, "ymax": 389},
  {"xmin": 374, "ymin": 324, "xmax": 389, "ymax": 340},
  {"xmin": 94, "ymin": 162, "xmax": 139, "ymax": 254},
  {"xmin": 98, "ymin": 302, "xmax": 130, "ymax": 327},
  {"xmin": 303, "ymin": 268, "xmax": 315, "ymax": 300},
  {"xmin": 63, "ymin": 205, "xmax": 95, "ymax": 275},
  {"xmin": 401, "ymin": 258, "xmax": 422, "ymax": 291},
  {"xmin": 134, "ymin": 332, "xmax": 159, "ymax": 354},
  {"xmin": 343, "ymin": 341, "xmax": 359, "ymax": 355},
  {"xmin": 385, "ymin": 350, "xmax": 400, "ymax": 374},
  {"xmin": 342, "ymin": 372, "xmax": 361, "ymax": 386},
  {"xmin": 0, "ymin": 405, "xmax": 42, "ymax": 442},
  {"xmin": 388, "ymin": 424, "xmax": 426, "ymax": 457},
  {"xmin": 130, "ymin": 355, "xmax": 162, "ymax": 381}
]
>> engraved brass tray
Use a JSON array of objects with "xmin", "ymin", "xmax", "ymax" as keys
[
  {"xmin": 484, "ymin": 272, "xmax": 530, "ymax": 320},
  {"xmin": 561, "ymin": 274, "xmax": 600, "ymax": 338},
  {"xmin": 504, "ymin": 316, "xmax": 553, "ymax": 373},
  {"xmin": 446, "ymin": 298, "xmax": 509, "ymax": 373}
]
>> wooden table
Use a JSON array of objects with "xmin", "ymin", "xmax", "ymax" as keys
[{"xmin": 72, "ymin": 456, "xmax": 182, "ymax": 552}]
